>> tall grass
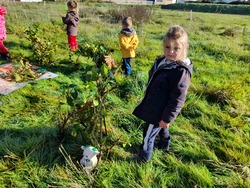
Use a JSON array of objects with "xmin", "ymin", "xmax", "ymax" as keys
[{"xmin": 0, "ymin": 2, "xmax": 249, "ymax": 188}]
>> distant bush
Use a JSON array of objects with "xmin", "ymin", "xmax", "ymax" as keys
[
  {"xmin": 220, "ymin": 27, "xmax": 237, "ymax": 37},
  {"xmin": 161, "ymin": 3, "xmax": 250, "ymax": 15},
  {"xmin": 107, "ymin": 6, "xmax": 153, "ymax": 28},
  {"xmin": 199, "ymin": 25, "xmax": 214, "ymax": 32}
]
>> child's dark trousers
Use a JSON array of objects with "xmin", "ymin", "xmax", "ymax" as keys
[{"xmin": 138, "ymin": 123, "xmax": 171, "ymax": 162}]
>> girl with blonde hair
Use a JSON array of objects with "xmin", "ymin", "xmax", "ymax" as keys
[{"xmin": 133, "ymin": 25, "xmax": 193, "ymax": 162}]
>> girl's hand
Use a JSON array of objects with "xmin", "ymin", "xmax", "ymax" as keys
[{"xmin": 159, "ymin": 120, "xmax": 170, "ymax": 129}]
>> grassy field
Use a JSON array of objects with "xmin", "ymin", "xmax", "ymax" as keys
[{"xmin": 0, "ymin": 2, "xmax": 249, "ymax": 188}]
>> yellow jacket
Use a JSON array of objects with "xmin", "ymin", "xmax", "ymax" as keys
[{"xmin": 119, "ymin": 28, "xmax": 139, "ymax": 58}]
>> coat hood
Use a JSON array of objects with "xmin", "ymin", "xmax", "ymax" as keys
[
  {"xmin": 120, "ymin": 28, "xmax": 136, "ymax": 36},
  {"xmin": 150, "ymin": 56, "xmax": 193, "ymax": 78},
  {"xmin": 0, "ymin": 6, "xmax": 7, "ymax": 15}
]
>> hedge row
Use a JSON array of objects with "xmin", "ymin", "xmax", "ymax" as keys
[{"xmin": 161, "ymin": 3, "xmax": 250, "ymax": 15}]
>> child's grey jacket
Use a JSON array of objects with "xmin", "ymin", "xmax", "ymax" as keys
[
  {"xmin": 62, "ymin": 11, "xmax": 79, "ymax": 36},
  {"xmin": 133, "ymin": 56, "xmax": 193, "ymax": 125}
]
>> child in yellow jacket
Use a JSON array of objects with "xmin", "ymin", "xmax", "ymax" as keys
[{"xmin": 119, "ymin": 17, "xmax": 139, "ymax": 76}]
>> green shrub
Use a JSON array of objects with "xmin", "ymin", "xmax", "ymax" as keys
[{"xmin": 25, "ymin": 26, "xmax": 57, "ymax": 66}]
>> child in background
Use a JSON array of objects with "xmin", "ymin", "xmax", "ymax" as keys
[
  {"xmin": 119, "ymin": 17, "xmax": 139, "ymax": 76},
  {"xmin": 0, "ymin": 6, "xmax": 10, "ymax": 60},
  {"xmin": 62, "ymin": 0, "xmax": 79, "ymax": 51},
  {"xmin": 132, "ymin": 25, "xmax": 193, "ymax": 162}
]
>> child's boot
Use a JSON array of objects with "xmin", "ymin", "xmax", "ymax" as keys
[
  {"xmin": 0, "ymin": 52, "xmax": 10, "ymax": 60},
  {"xmin": 138, "ymin": 149, "xmax": 152, "ymax": 163},
  {"xmin": 157, "ymin": 137, "xmax": 171, "ymax": 153}
]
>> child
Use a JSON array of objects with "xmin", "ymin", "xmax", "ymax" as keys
[
  {"xmin": 0, "ymin": 6, "xmax": 10, "ymax": 60},
  {"xmin": 119, "ymin": 17, "xmax": 139, "ymax": 76},
  {"xmin": 132, "ymin": 25, "xmax": 193, "ymax": 162},
  {"xmin": 62, "ymin": 0, "xmax": 79, "ymax": 51}
]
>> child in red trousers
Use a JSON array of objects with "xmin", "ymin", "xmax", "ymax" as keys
[{"xmin": 62, "ymin": 0, "xmax": 79, "ymax": 51}]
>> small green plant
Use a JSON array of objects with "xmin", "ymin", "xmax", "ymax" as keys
[
  {"xmin": 25, "ymin": 26, "xmax": 57, "ymax": 66},
  {"xmin": 58, "ymin": 66, "xmax": 118, "ymax": 160},
  {"xmin": 58, "ymin": 43, "xmax": 119, "ymax": 159}
]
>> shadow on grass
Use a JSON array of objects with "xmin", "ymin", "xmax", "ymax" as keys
[
  {"xmin": 0, "ymin": 126, "xmax": 84, "ymax": 168},
  {"xmin": 40, "ymin": 56, "xmax": 94, "ymax": 77},
  {"xmin": 5, "ymin": 41, "xmax": 32, "ymax": 52}
]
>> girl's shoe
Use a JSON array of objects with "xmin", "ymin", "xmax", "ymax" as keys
[{"xmin": 0, "ymin": 52, "xmax": 10, "ymax": 60}]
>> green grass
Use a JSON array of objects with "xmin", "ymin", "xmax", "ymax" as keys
[{"xmin": 0, "ymin": 2, "xmax": 249, "ymax": 188}]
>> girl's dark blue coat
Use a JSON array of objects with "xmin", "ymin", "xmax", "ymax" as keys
[{"xmin": 133, "ymin": 56, "xmax": 193, "ymax": 125}]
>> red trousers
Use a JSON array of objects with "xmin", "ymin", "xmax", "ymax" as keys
[
  {"xmin": 68, "ymin": 35, "xmax": 78, "ymax": 51},
  {"xmin": 0, "ymin": 40, "xmax": 8, "ymax": 53}
]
